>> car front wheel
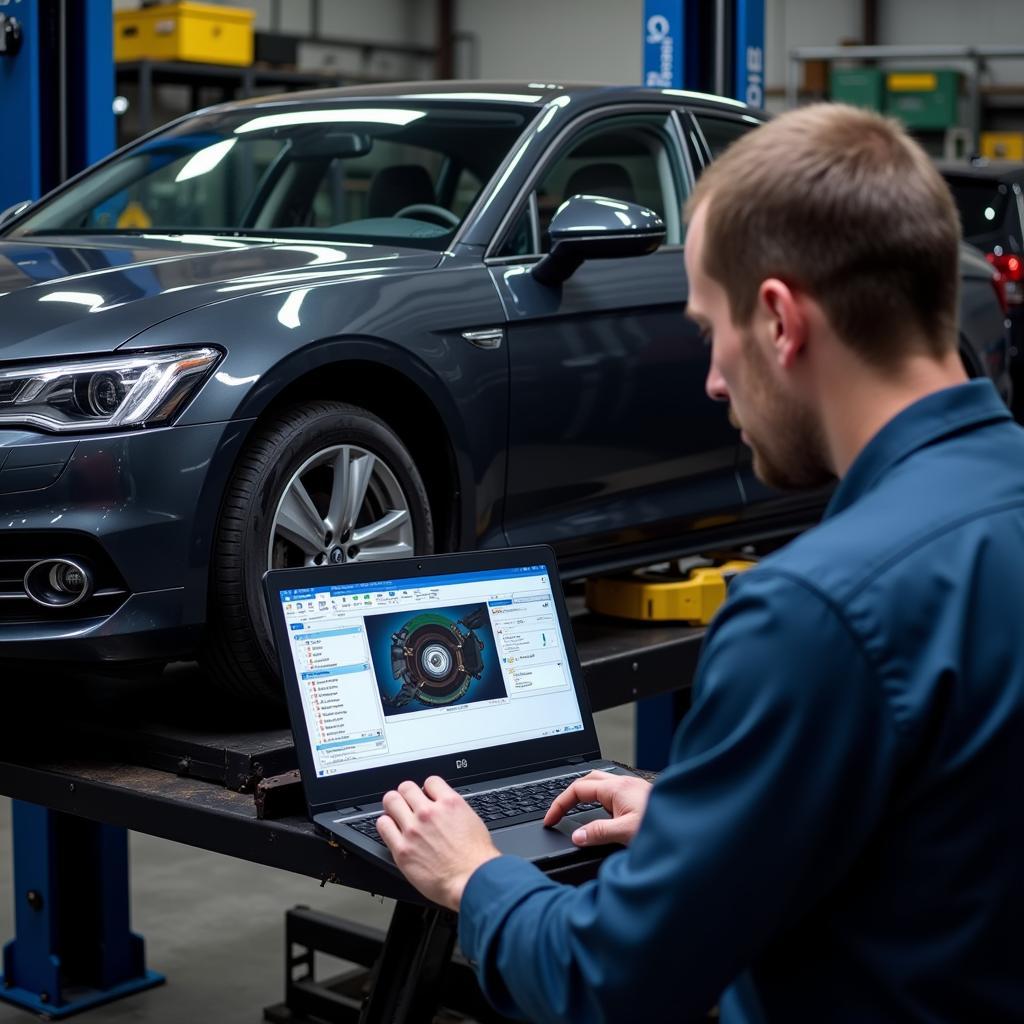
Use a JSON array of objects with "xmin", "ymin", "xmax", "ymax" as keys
[{"xmin": 203, "ymin": 401, "xmax": 434, "ymax": 701}]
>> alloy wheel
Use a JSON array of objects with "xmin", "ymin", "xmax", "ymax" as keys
[{"xmin": 268, "ymin": 444, "xmax": 414, "ymax": 569}]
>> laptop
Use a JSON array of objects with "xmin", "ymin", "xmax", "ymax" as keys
[{"xmin": 263, "ymin": 545, "xmax": 641, "ymax": 875}]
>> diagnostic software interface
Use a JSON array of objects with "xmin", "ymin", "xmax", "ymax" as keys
[{"xmin": 279, "ymin": 565, "xmax": 584, "ymax": 779}]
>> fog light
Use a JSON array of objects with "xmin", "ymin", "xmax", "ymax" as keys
[{"xmin": 24, "ymin": 558, "xmax": 93, "ymax": 608}]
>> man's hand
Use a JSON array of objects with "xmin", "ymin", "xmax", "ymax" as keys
[
  {"xmin": 544, "ymin": 770, "xmax": 653, "ymax": 847},
  {"xmin": 376, "ymin": 776, "xmax": 501, "ymax": 911}
]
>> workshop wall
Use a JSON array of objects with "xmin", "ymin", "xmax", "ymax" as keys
[
  {"xmin": 450, "ymin": 0, "xmax": 639, "ymax": 84},
  {"xmin": 880, "ymin": 0, "xmax": 1024, "ymax": 83},
  {"xmin": 107, "ymin": 1, "xmax": 1024, "ymax": 129}
]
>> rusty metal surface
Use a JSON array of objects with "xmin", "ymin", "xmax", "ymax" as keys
[
  {"xmin": 0, "ymin": 753, "xmax": 417, "ymax": 899},
  {"xmin": 255, "ymin": 769, "xmax": 304, "ymax": 820},
  {"xmin": 0, "ymin": 751, "xmax": 611, "ymax": 901}
]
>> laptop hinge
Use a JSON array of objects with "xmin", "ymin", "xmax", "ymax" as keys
[{"xmin": 566, "ymin": 755, "xmax": 586, "ymax": 764}]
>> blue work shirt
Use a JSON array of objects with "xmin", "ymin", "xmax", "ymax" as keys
[{"xmin": 459, "ymin": 380, "xmax": 1024, "ymax": 1023}]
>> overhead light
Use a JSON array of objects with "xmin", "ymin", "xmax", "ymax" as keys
[
  {"xmin": 277, "ymin": 288, "xmax": 310, "ymax": 329},
  {"xmin": 535, "ymin": 94, "xmax": 571, "ymax": 133},
  {"xmin": 234, "ymin": 108, "xmax": 427, "ymax": 134},
  {"xmin": 175, "ymin": 139, "xmax": 237, "ymax": 182},
  {"xmin": 140, "ymin": 233, "xmax": 247, "ymax": 248},
  {"xmin": 39, "ymin": 291, "xmax": 106, "ymax": 312},
  {"xmin": 661, "ymin": 89, "xmax": 747, "ymax": 108},
  {"xmin": 400, "ymin": 92, "xmax": 543, "ymax": 103},
  {"xmin": 593, "ymin": 198, "xmax": 630, "ymax": 211}
]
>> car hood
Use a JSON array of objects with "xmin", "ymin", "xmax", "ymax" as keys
[{"xmin": 0, "ymin": 234, "xmax": 440, "ymax": 360}]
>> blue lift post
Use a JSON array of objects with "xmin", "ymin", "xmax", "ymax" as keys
[
  {"xmin": 2, "ymin": 804, "xmax": 164, "ymax": 1017},
  {"xmin": 636, "ymin": 0, "xmax": 764, "ymax": 771},
  {"xmin": 0, "ymin": 1, "xmax": 162, "ymax": 1015},
  {"xmin": 0, "ymin": 0, "xmax": 115, "ymax": 209}
]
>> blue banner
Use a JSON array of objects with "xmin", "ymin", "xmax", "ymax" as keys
[
  {"xmin": 734, "ymin": 0, "xmax": 766, "ymax": 107},
  {"xmin": 643, "ymin": 0, "xmax": 684, "ymax": 89}
]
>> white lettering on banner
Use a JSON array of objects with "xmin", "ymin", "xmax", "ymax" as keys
[
  {"xmin": 745, "ymin": 46, "xmax": 764, "ymax": 107},
  {"xmin": 646, "ymin": 14, "xmax": 669, "ymax": 43},
  {"xmin": 645, "ymin": 14, "xmax": 675, "ymax": 88}
]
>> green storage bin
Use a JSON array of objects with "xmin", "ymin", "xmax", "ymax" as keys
[
  {"xmin": 883, "ymin": 70, "xmax": 960, "ymax": 130},
  {"xmin": 830, "ymin": 67, "xmax": 884, "ymax": 110}
]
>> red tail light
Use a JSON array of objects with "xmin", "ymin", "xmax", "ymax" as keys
[{"xmin": 986, "ymin": 252, "xmax": 1024, "ymax": 310}]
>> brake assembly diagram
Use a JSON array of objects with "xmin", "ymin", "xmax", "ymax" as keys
[{"xmin": 384, "ymin": 606, "xmax": 489, "ymax": 709}]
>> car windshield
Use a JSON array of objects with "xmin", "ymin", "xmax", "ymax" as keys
[
  {"xmin": 9, "ymin": 101, "xmax": 533, "ymax": 250},
  {"xmin": 945, "ymin": 176, "xmax": 1010, "ymax": 240}
]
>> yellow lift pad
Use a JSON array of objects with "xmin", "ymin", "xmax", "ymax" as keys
[{"xmin": 585, "ymin": 560, "xmax": 756, "ymax": 625}]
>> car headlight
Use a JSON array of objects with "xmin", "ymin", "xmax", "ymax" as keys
[{"xmin": 0, "ymin": 347, "xmax": 221, "ymax": 433}]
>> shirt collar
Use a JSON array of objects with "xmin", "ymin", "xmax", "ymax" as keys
[{"xmin": 825, "ymin": 379, "xmax": 1012, "ymax": 519}]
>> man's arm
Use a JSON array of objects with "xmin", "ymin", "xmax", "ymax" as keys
[{"xmin": 453, "ymin": 570, "xmax": 902, "ymax": 1022}]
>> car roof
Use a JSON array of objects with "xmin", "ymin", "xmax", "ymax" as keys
[
  {"xmin": 217, "ymin": 79, "xmax": 758, "ymax": 117},
  {"xmin": 937, "ymin": 159, "xmax": 1024, "ymax": 183}
]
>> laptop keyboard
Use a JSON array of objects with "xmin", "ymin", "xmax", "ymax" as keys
[{"xmin": 344, "ymin": 772, "xmax": 603, "ymax": 846}]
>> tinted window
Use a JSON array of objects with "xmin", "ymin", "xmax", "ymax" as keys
[
  {"xmin": 695, "ymin": 115, "xmax": 756, "ymax": 161},
  {"xmin": 13, "ymin": 104, "xmax": 528, "ymax": 251},
  {"xmin": 945, "ymin": 177, "xmax": 1011, "ymax": 240},
  {"xmin": 497, "ymin": 113, "xmax": 684, "ymax": 257}
]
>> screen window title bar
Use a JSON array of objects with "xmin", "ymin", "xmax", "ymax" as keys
[{"xmin": 279, "ymin": 566, "xmax": 548, "ymax": 601}]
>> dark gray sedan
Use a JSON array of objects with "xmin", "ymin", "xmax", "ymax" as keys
[{"xmin": 0, "ymin": 82, "xmax": 1009, "ymax": 698}]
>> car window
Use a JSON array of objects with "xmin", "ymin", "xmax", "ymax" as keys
[
  {"xmin": 694, "ymin": 114, "xmax": 756, "ymax": 162},
  {"xmin": 301, "ymin": 139, "xmax": 445, "ymax": 229},
  {"xmin": 57, "ymin": 138, "xmax": 288, "ymax": 231},
  {"xmin": 12, "ymin": 104, "xmax": 528, "ymax": 251},
  {"xmin": 496, "ymin": 113, "xmax": 684, "ymax": 257}
]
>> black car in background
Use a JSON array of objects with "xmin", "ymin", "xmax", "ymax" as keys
[
  {"xmin": 0, "ymin": 82, "xmax": 1010, "ymax": 700},
  {"xmin": 940, "ymin": 160, "xmax": 1024, "ymax": 396}
]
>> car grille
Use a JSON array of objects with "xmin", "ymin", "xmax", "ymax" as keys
[{"xmin": 0, "ymin": 533, "xmax": 129, "ymax": 623}]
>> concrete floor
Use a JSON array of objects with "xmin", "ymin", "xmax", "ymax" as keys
[{"xmin": 0, "ymin": 704, "xmax": 634, "ymax": 1023}]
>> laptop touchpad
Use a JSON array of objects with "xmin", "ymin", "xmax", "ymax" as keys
[{"xmin": 492, "ymin": 808, "xmax": 611, "ymax": 860}]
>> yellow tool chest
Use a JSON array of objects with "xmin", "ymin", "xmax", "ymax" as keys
[{"xmin": 115, "ymin": 2, "xmax": 254, "ymax": 67}]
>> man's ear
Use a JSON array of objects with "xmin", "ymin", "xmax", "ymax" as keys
[{"xmin": 758, "ymin": 278, "xmax": 807, "ymax": 369}]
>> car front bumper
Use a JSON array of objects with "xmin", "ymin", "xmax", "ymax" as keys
[{"xmin": 0, "ymin": 418, "xmax": 250, "ymax": 662}]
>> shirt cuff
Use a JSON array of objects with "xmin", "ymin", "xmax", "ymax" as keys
[{"xmin": 459, "ymin": 855, "xmax": 556, "ymax": 963}]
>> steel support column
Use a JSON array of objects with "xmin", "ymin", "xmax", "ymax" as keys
[
  {"xmin": 642, "ymin": 0, "xmax": 763, "ymax": 106},
  {"xmin": 0, "ymin": 0, "xmax": 113, "ymax": 209},
  {"xmin": 638, "ymin": 0, "xmax": 764, "ymax": 770},
  {"xmin": 1, "ymin": 802, "xmax": 163, "ymax": 1018}
]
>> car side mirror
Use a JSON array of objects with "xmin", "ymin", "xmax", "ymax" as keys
[
  {"xmin": 531, "ymin": 194, "xmax": 666, "ymax": 287},
  {"xmin": 0, "ymin": 200, "xmax": 31, "ymax": 228}
]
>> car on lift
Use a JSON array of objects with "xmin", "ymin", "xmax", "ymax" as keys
[{"xmin": 0, "ymin": 82, "xmax": 1010, "ymax": 700}]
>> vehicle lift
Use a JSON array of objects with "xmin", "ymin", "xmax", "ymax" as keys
[{"xmin": 0, "ymin": 0, "xmax": 764, "ymax": 1019}]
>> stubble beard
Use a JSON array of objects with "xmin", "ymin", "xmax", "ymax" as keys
[{"xmin": 738, "ymin": 330, "xmax": 835, "ymax": 492}]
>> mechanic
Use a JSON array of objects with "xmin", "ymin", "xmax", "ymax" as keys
[{"xmin": 375, "ymin": 104, "xmax": 1024, "ymax": 1022}]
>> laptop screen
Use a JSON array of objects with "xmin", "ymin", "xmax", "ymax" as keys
[{"xmin": 278, "ymin": 563, "xmax": 585, "ymax": 781}]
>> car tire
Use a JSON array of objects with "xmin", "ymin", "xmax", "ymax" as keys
[{"xmin": 202, "ymin": 401, "xmax": 434, "ymax": 702}]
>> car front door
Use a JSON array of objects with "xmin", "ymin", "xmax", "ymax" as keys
[{"xmin": 488, "ymin": 109, "xmax": 741, "ymax": 566}]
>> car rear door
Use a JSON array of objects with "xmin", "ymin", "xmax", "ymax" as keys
[{"xmin": 487, "ymin": 107, "xmax": 741, "ymax": 566}]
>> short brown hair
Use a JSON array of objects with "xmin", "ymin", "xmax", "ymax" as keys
[{"xmin": 687, "ymin": 103, "xmax": 961, "ymax": 362}]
